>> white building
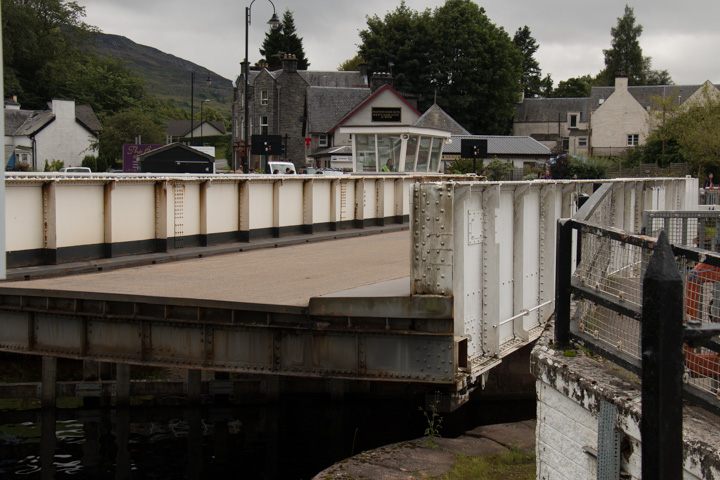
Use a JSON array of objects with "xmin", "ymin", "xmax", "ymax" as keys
[{"xmin": 4, "ymin": 98, "xmax": 102, "ymax": 170}]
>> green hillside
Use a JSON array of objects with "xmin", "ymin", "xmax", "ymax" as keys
[{"xmin": 88, "ymin": 32, "xmax": 234, "ymax": 117}]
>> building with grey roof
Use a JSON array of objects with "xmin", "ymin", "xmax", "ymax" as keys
[
  {"xmin": 4, "ymin": 98, "xmax": 101, "ymax": 170},
  {"xmin": 443, "ymin": 135, "xmax": 551, "ymax": 173},
  {"xmin": 514, "ymin": 76, "xmax": 719, "ymax": 158}
]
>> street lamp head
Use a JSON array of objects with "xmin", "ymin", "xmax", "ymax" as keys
[{"xmin": 267, "ymin": 12, "xmax": 280, "ymax": 26}]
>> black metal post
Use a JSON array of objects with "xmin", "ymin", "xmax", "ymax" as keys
[
  {"xmin": 190, "ymin": 71, "xmax": 194, "ymax": 143},
  {"xmin": 641, "ymin": 230, "xmax": 684, "ymax": 480},
  {"xmin": 554, "ymin": 219, "xmax": 573, "ymax": 347}
]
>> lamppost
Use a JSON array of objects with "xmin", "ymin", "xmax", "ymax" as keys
[
  {"xmin": 243, "ymin": 0, "xmax": 280, "ymax": 173},
  {"xmin": 200, "ymin": 99, "xmax": 210, "ymax": 143}
]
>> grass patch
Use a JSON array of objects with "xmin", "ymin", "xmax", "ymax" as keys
[{"xmin": 433, "ymin": 449, "xmax": 535, "ymax": 480}]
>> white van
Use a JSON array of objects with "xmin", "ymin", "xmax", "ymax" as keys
[
  {"xmin": 59, "ymin": 167, "xmax": 92, "ymax": 173},
  {"xmin": 265, "ymin": 161, "xmax": 296, "ymax": 174}
]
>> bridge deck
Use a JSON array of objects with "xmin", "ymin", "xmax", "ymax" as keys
[{"xmin": 2, "ymin": 231, "xmax": 411, "ymax": 307}]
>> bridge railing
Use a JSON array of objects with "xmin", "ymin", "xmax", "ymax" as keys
[
  {"xmin": 4, "ymin": 172, "xmax": 468, "ymax": 268},
  {"xmin": 556, "ymin": 213, "xmax": 720, "ymax": 413},
  {"xmin": 410, "ymin": 177, "xmax": 698, "ymax": 387}
]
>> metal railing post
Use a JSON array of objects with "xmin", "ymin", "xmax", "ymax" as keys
[
  {"xmin": 555, "ymin": 219, "xmax": 573, "ymax": 347},
  {"xmin": 641, "ymin": 230, "xmax": 684, "ymax": 480}
]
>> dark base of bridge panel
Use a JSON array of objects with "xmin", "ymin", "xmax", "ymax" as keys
[{"xmin": 5, "ymin": 223, "xmax": 410, "ymax": 276}]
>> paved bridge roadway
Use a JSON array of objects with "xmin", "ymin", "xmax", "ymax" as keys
[{"xmin": 3, "ymin": 229, "xmax": 412, "ymax": 306}]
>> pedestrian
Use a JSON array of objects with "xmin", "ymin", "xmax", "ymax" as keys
[{"xmin": 704, "ymin": 173, "xmax": 714, "ymax": 189}]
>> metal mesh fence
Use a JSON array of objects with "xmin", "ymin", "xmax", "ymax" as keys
[
  {"xmin": 572, "ymin": 217, "xmax": 720, "ymax": 400},
  {"xmin": 644, "ymin": 211, "xmax": 720, "ymax": 250}
]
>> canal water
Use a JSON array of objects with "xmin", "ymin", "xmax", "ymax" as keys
[{"xmin": 0, "ymin": 395, "xmax": 535, "ymax": 479}]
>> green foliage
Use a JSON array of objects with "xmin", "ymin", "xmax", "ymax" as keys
[
  {"xmin": 549, "ymin": 155, "xmax": 610, "ymax": 179},
  {"xmin": 435, "ymin": 449, "xmax": 535, "ymax": 480},
  {"xmin": 419, "ymin": 396, "xmax": 443, "ymax": 444},
  {"xmin": 359, "ymin": 0, "xmax": 522, "ymax": 134},
  {"xmin": 513, "ymin": 26, "xmax": 543, "ymax": 98},
  {"xmin": 260, "ymin": 9, "xmax": 309, "ymax": 70},
  {"xmin": 569, "ymin": 156, "xmax": 610, "ymax": 179},
  {"xmin": 448, "ymin": 157, "xmax": 482, "ymax": 175},
  {"xmin": 338, "ymin": 55, "xmax": 364, "ymax": 72},
  {"xmin": 551, "ymin": 75, "xmax": 594, "ymax": 98},
  {"xmin": 2, "ymin": 0, "xmax": 97, "ymax": 108},
  {"xmin": 98, "ymin": 110, "xmax": 167, "ymax": 167},
  {"xmin": 644, "ymin": 85, "xmax": 720, "ymax": 175},
  {"xmin": 43, "ymin": 159, "xmax": 64, "ymax": 172},
  {"xmin": 597, "ymin": 5, "xmax": 672, "ymax": 86},
  {"xmin": 67, "ymin": 54, "xmax": 147, "ymax": 117},
  {"xmin": 486, "ymin": 158, "xmax": 513, "ymax": 181},
  {"xmin": 81, "ymin": 155, "xmax": 97, "ymax": 171}
]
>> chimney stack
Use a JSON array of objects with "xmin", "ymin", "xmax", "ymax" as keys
[
  {"xmin": 282, "ymin": 54, "xmax": 298, "ymax": 73},
  {"xmin": 370, "ymin": 72, "xmax": 393, "ymax": 92}
]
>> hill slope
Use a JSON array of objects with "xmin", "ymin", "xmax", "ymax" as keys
[{"xmin": 89, "ymin": 32, "xmax": 234, "ymax": 117}]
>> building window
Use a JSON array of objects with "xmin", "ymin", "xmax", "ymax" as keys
[
  {"xmin": 578, "ymin": 137, "xmax": 587, "ymax": 147},
  {"xmin": 260, "ymin": 116, "xmax": 269, "ymax": 135},
  {"xmin": 261, "ymin": 90, "xmax": 269, "ymax": 105},
  {"xmin": 627, "ymin": 134, "xmax": 639, "ymax": 146},
  {"xmin": 569, "ymin": 113, "xmax": 578, "ymax": 128},
  {"xmin": 318, "ymin": 134, "xmax": 328, "ymax": 147},
  {"xmin": 562, "ymin": 138, "xmax": 569, "ymax": 152}
]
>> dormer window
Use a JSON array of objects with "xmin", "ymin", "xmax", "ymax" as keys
[{"xmin": 568, "ymin": 113, "xmax": 579, "ymax": 128}]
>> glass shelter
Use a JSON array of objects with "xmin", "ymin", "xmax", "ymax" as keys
[{"xmin": 338, "ymin": 126, "xmax": 451, "ymax": 174}]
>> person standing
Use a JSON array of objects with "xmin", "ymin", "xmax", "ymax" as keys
[{"xmin": 704, "ymin": 173, "xmax": 714, "ymax": 188}]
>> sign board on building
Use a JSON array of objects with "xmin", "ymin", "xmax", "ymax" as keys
[
  {"xmin": 371, "ymin": 107, "xmax": 402, "ymax": 122},
  {"xmin": 123, "ymin": 144, "xmax": 163, "ymax": 172},
  {"xmin": 460, "ymin": 139, "xmax": 488, "ymax": 159},
  {"xmin": 251, "ymin": 135, "xmax": 283, "ymax": 155}
]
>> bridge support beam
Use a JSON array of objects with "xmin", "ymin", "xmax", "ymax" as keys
[
  {"xmin": 41, "ymin": 356, "xmax": 57, "ymax": 408},
  {"xmin": 116, "ymin": 363, "xmax": 131, "ymax": 406},
  {"xmin": 187, "ymin": 370, "xmax": 202, "ymax": 404}
]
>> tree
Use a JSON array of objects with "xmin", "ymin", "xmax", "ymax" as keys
[
  {"xmin": 338, "ymin": 55, "xmax": 364, "ymax": 72},
  {"xmin": 514, "ymin": 26, "xmax": 543, "ymax": 98},
  {"xmin": 67, "ymin": 54, "xmax": 147, "ymax": 117},
  {"xmin": 260, "ymin": 9, "xmax": 309, "ymax": 70},
  {"xmin": 552, "ymin": 75, "xmax": 594, "ymax": 98},
  {"xmin": 598, "ymin": 5, "xmax": 672, "ymax": 86},
  {"xmin": 659, "ymin": 86, "xmax": 720, "ymax": 175},
  {"xmin": 97, "ymin": 110, "xmax": 166, "ymax": 167},
  {"xmin": 359, "ymin": 0, "xmax": 522, "ymax": 134},
  {"xmin": 2, "ymin": 0, "xmax": 96, "ymax": 108}
]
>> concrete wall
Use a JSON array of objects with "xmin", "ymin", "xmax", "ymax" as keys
[{"xmin": 4, "ymin": 173, "xmax": 452, "ymax": 267}]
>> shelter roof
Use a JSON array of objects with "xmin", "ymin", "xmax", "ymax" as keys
[
  {"xmin": 445, "ymin": 135, "xmax": 552, "ymax": 156},
  {"xmin": 415, "ymin": 104, "xmax": 470, "ymax": 135}
]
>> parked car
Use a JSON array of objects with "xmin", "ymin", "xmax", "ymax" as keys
[
  {"xmin": 59, "ymin": 166, "xmax": 92, "ymax": 173},
  {"xmin": 265, "ymin": 161, "xmax": 296, "ymax": 174}
]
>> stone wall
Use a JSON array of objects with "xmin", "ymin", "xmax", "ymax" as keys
[{"xmin": 532, "ymin": 326, "xmax": 720, "ymax": 479}]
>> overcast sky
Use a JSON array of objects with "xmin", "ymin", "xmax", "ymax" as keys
[{"xmin": 80, "ymin": 0, "xmax": 720, "ymax": 86}]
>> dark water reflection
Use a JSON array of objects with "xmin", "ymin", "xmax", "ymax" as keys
[{"xmin": 0, "ymin": 396, "xmax": 535, "ymax": 479}]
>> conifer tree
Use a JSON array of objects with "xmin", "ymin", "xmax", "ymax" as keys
[{"xmin": 260, "ymin": 9, "xmax": 309, "ymax": 70}]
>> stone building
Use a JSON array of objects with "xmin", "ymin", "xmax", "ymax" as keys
[{"xmin": 232, "ymin": 55, "xmax": 368, "ymax": 172}]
